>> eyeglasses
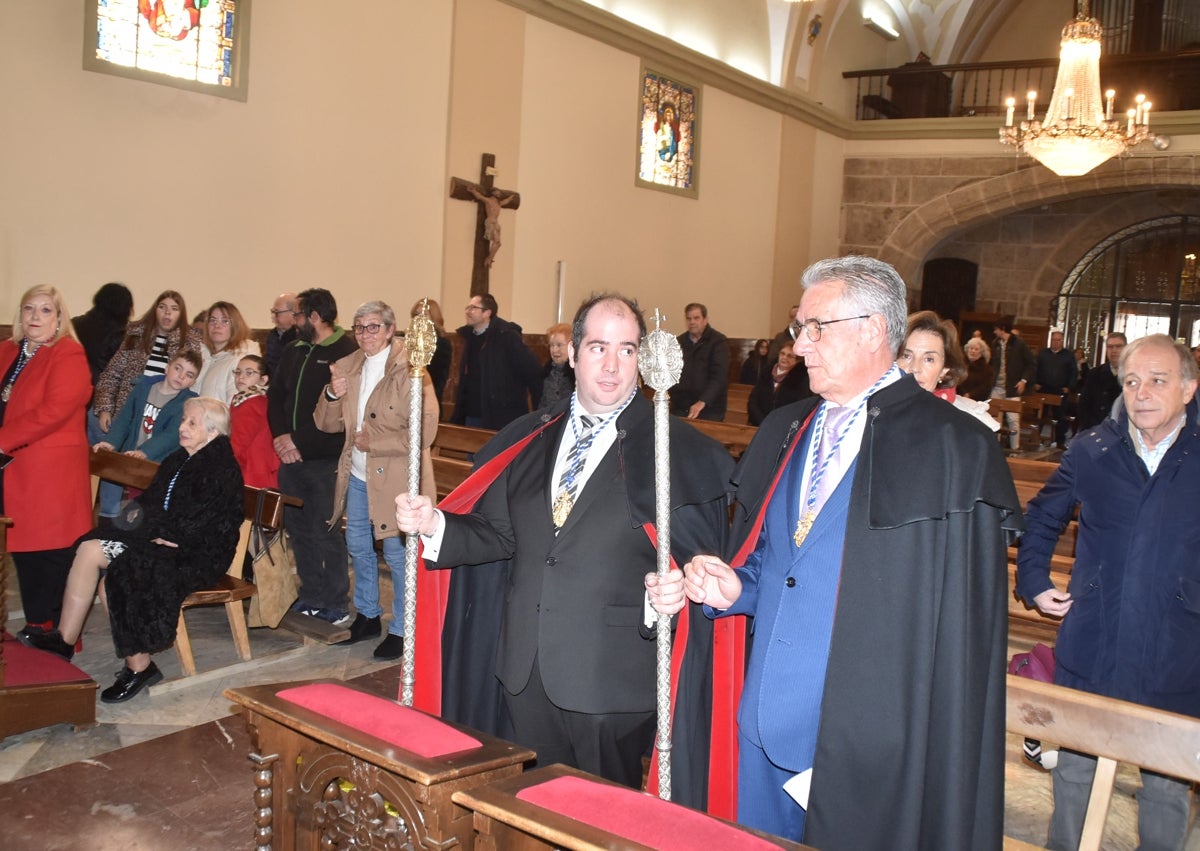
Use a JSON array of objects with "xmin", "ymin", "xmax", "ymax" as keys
[
  {"xmin": 464, "ymin": 304, "xmax": 483, "ymax": 313},
  {"xmin": 232, "ymin": 368, "xmax": 261, "ymax": 377},
  {"xmin": 207, "ymin": 317, "xmax": 231, "ymax": 326},
  {"xmin": 795, "ymin": 315, "xmax": 870, "ymax": 342},
  {"xmin": 270, "ymin": 308, "xmax": 292, "ymax": 316},
  {"xmin": 352, "ymin": 323, "xmax": 386, "ymax": 335}
]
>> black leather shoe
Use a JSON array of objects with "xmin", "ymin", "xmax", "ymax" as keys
[
  {"xmin": 373, "ymin": 633, "xmax": 404, "ymax": 660},
  {"xmin": 100, "ymin": 662, "xmax": 163, "ymax": 703},
  {"xmin": 16, "ymin": 628, "xmax": 75, "ymax": 661},
  {"xmin": 335, "ymin": 613, "xmax": 381, "ymax": 646}
]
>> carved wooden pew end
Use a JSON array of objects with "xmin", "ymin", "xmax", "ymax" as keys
[
  {"xmin": 453, "ymin": 764, "xmax": 813, "ymax": 851},
  {"xmin": 225, "ymin": 679, "xmax": 534, "ymax": 850}
]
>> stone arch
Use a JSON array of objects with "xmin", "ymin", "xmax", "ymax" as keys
[{"xmin": 876, "ymin": 154, "xmax": 1200, "ymax": 287}]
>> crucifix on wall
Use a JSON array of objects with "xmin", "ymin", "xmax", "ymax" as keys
[{"xmin": 449, "ymin": 153, "xmax": 521, "ymax": 296}]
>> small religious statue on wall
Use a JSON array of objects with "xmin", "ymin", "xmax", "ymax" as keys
[
  {"xmin": 450, "ymin": 153, "xmax": 522, "ymax": 296},
  {"xmin": 466, "ymin": 184, "xmax": 519, "ymax": 268}
]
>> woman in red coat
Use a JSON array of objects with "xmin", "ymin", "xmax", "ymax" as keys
[{"xmin": 0, "ymin": 285, "xmax": 94, "ymax": 637}]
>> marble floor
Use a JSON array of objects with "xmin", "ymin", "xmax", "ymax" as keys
[{"xmin": 0, "ymin": 568, "xmax": 1194, "ymax": 849}]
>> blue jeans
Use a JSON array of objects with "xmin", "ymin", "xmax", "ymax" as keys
[
  {"xmin": 345, "ymin": 476, "xmax": 405, "ymax": 634},
  {"xmin": 1048, "ymin": 748, "xmax": 1192, "ymax": 851}
]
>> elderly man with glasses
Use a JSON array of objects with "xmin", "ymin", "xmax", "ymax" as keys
[
  {"xmin": 264, "ymin": 292, "xmax": 299, "ymax": 373},
  {"xmin": 648, "ymin": 256, "xmax": 1023, "ymax": 850}
]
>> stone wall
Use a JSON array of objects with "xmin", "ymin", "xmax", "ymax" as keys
[{"xmin": 839, "ymin": 154, "xmax": 1200, "ymax": 327}]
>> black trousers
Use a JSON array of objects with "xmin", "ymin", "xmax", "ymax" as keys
[
  {"xmin": 503, "ymin": 656, "xmax": 656, "ymax": 790},
  {"xmin": 278, "ymin": 458, "xmax": 349, "ymax": 611},
  {"xmin": 12, "ymin": 547, "xmax": 74, "ymax": 626}
]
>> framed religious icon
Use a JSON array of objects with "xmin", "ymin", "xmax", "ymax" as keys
[
  {"xmin": 83, "ymin": 0, "xmax": 252, "ymax": 101},
  {"xmin": 635, "ymin": 67, "xmax": 700, "ymax": 198}
]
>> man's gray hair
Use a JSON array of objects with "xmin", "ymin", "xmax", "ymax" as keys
[
  {"xmin": 185, "ymin": 396, "xmax": 231, "ymax": 437},
  {"xmin": 1118, "ymin": 334, "xmax": 1199, "ymax": 383},
  {"xmin": 801, "ymin": 255, "xmax": 908, "ymax": 352},
  {"xmin": 354, "ymin": 300, "xmax": 396, "ymax": 329}
]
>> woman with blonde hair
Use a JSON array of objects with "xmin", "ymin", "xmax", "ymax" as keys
[
  {"xmin": 959, "ymin": 335, "xmax": 996, "ymax": 402},
  {"xmin": 0, "ymin": 285, "xmax": 94, "ymax": 641},
  {"xmin": 194, "ymin": 301, "xmax": 261, "ymax": 403}
]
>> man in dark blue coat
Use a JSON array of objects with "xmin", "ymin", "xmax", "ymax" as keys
[{"xmin": 1018, "ymin": 334, "xmax": 1200, "ymax": 851}]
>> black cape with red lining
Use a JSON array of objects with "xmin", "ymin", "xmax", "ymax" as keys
[
  {"xmin": 726, "ymin": 375, "xmax": 1022, "ymax": 850},
  {"xmin": 437, "ymin": 393, "xmax": 733, "ymax": 811}
]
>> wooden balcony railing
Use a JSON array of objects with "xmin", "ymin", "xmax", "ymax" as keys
[{"xmin": 843, "ymin": 50, "xmax": 1200, "ymax": 121}]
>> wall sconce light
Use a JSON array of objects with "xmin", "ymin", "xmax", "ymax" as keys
[{"xmin": 864, "ymin": 14, "xmax": 899, "ymax": 40}]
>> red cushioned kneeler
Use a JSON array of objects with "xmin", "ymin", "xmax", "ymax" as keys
[
  {"xmin": 225, "ymin": 678, "xmax": 534, "ymax": 850},
  {"xmin": 0, "ymin": 633, "xmax": 97, "ymax": 738}
]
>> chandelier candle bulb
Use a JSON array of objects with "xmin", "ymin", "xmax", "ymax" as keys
[
  {"xmin": 1005, "ymin": 98, "xmax": 1015, "ymax": 127},
  {"xmin": 998, "ymin": 1, "xmax": 1155, "ymax": 176}
]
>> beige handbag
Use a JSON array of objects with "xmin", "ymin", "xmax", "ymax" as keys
[{"xmin": 246, "ymin": 490, "xmax": 299, "ymax": 628}]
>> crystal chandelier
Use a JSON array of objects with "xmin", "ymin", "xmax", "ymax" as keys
[{"xmin": 999, "ymin": 0, "xmax": 1151, "ymax": 177}]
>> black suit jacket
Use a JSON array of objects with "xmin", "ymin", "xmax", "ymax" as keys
[{"xmin": 432, "ymin": 394, "xmax": 731, "ymax": 715}]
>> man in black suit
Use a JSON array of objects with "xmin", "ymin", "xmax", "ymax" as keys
[
  {"xmin": 1076, "ymin": 332, "xmax": 1126, "ymax": 431},
  {"xmin": 397, "ymin": 294, "xmax": 731, "ymax": 791}
]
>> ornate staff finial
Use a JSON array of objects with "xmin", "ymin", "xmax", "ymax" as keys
[
  {"xmin": 638, "ymin": 309, "xmax": 682, "ymax": 393},
  {"xmin": 405, "ymin": 298, "xmax": 436, "ymax": 377}
]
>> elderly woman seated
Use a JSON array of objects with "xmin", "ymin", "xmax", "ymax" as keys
[{"xmin": 20, "ymin": 396, "xmax": 244, "ymax": 702}]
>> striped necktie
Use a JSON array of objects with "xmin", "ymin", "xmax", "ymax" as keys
[{"xmin": 551, "ymin": 415, "xmax": 598, "ymax": 528}]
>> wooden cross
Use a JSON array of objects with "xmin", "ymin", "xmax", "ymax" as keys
[{"xmin": 449, "ymin": 153, "xmax": 522, "ymax": 296}]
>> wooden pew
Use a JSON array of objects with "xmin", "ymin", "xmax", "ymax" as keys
[
  {"xmin": 1004, "ymin": 456, "xmax": 1074, "ymax": 641},
  {"xmin": 725, "ymin": 383, "xmax": 751, "ymax": 425},
  {"xmin": 430, "ymin": 423, "xmax": 496, "ymax": 499},
  {"xmin": 687, "ymin": 418, "xmax": 757, "ymax": 459},
  {"xmin": 453, "ymin": 763, "xmax": 812, "ymax": 850},
  {"xmin": 225, "ymin": 679, "xmax": 535, "ymax": 850},
  {"xmin": 1004, "ymin": 675, "xmax": 1200, "ymax": 851}
]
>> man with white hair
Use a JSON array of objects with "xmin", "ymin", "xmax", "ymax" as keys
[{"xmin": 1018, "ymin": 334, "xmax": 1200, "ymax": 851}]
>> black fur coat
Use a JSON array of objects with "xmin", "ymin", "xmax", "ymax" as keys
[{"xmin": 83, "ymin": 436, "xmax": 244, "ymax": 657}]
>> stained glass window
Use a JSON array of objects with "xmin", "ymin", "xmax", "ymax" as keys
[
  {"xmin": 83, "ymin": 0, "xmax": 250, "ymax": 101},
  {"xmin": 636, "ymin": 69, "xmax": 699, "ymax": 197}
]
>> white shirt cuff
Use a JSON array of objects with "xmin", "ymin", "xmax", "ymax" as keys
[{"xmin": 420, "ymin": 510, "xmax": 447, "ymax": 561}]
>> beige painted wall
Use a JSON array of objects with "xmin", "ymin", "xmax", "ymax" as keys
[
  {"xmin": 4, "ymin": 1, "xmax": 833, "ymax": 344},
  {"xmin": 1, "ymin": 1, "xmax": 453, "ymax": 324},
  {"xmin": 510, "ymin": 14, "xmax": 788, "ymax": 339}
]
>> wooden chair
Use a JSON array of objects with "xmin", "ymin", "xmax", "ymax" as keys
[
  {"xmin": 1005, "ymin": 675, "xmax": 1200, "ymax": 850},
  {"xmin": 174, "ymin": 518, "xmax": 255, "ymax": 676}
]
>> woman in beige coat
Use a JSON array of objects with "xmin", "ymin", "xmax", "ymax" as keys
[{"xmin": 315, "ymin": 301, "xmax": 438, "ymax": 659}]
